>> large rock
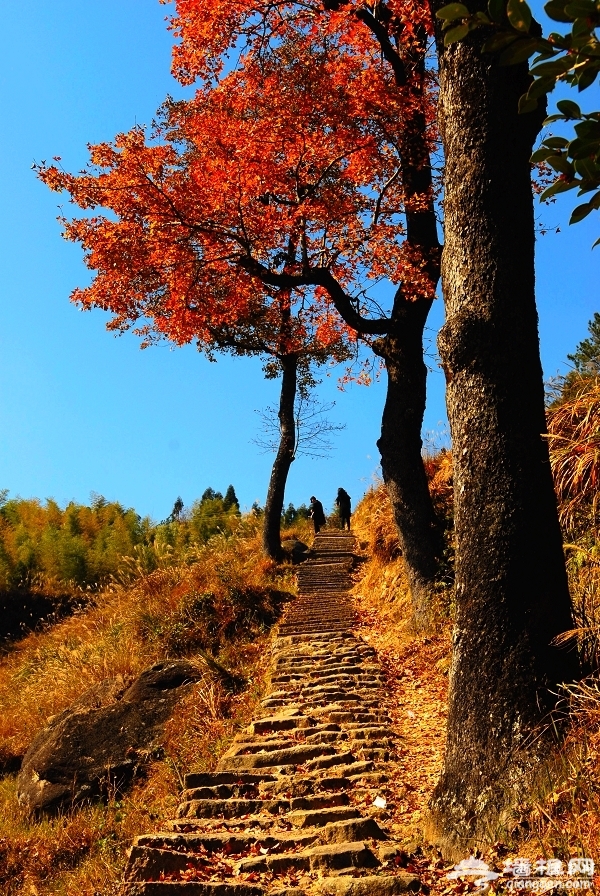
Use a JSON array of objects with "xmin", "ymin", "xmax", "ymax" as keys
[
  {"xmin": 281, "ymin": 539, "xmax": 310, "ymax": 564},
  {"xmin": 17, "ymin": 660, "xmax": 202, "ymax": 814}
]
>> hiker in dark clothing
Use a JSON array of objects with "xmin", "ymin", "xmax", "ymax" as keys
[
  {"xmin": 309, "ymin": 496, "xmax": 326, "ymax": 534},
  {"xmin": 335, "ymin": 488, "xmax": 351, "ymax": 530}
]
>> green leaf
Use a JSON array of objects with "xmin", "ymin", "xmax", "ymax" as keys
[
  {"xmin": 547, "ymin": 154, "xmax": 576, "ymax": 174},
  {"xmin": 564, "ymin": 0, "xmax": 596, "ymax": 16},
  {"xmin": 574, "ymin": 156, "xmax": 600, "ymax": 178},
  {"xmin": 499, "ymin": 36, "xmax": 540, "ymax": 63},
  {"xmin": 488, "ymin": 0, "xmax": 506, "ymax": 21},
  {"xmin": 530, "ymin": 56, "xmax": 575, "ymax": 76},
  {"xmin": 436, "ymin": 2, "xmax": 470, "ymax": 18},
  {"xmin": 526, "ymin": 75, "xmax": 557, "ymax": 99},
  {"xmin": 577, "ymin": 62, "xmax": 600, "ymax": 90},
  {"xmin": 532, "ymin": 39, "xmax": 562, "ymax": 57},
  {"xmin": 482, "ymin": 31, "xmax": 520, "ymax": 52},
  {"xmin": 557, "ymin": 98, "xmax": 582, "ymax": 117},
  {"xmin": 574, "ymin": 118, "xmax": 600, "ymax": 138},
  {"xmin": 544, "ymin": 136, "xmax": 571, "ymax": 148},
  {"xmin": 570, "ymin": 137, "xmax": 600, "ymax": 159},
  {"xmin": 572, "ymin": 16, "xmax": 594, "ymax": 36},
  {"xmin": 540, "ymin": 178, "xmax": 579, "ymax": 200},
  {"xmin": 531, "ymin": 146, "xmax": 556, "ymax": 161},
  {"xmin": 581, "ymin": 42, "xmax": 600, "ymax": 57},
  {"xmin": 474, "ymin": 10, "xmax": 491, "ymax": 22},
  {"xmin": 544, "ymin": 0, "xmax": 573, "ymax": 21},
  {"xmin": 543, "ymin": 113, "xmax": 568, "ymax": 123},
  {"xmin": 444, "ymin": 22, "xmax": 470, "ymax": 43},
  {"xmin": 519, "ymin": 95, "xmax": 539, "ymax": 113},
  {"xmin": 591, "ymin": 236, "xmax": 600, "ymax": 248},
  {"xmin": 507, "ymin": 0, "xmax": 533, "ymax": 30},
  {"xmin": 570, "ymin": 200, "xmax": 595, "ymax": 222},
  {"xmin": 578, "ymin": 179, "xmax": 600, "ymax": 193}
]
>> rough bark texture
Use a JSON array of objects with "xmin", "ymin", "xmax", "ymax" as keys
[
  {"xmin": 430, "ymin": 28, "xmax": 579, "ymax": 849},
  {"xmin": 262, "ymin": 353, "xmax": 298, "ymax": 560}
]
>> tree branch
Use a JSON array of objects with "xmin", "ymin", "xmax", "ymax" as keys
[
  {"xmin": 238, "ymin": 257, "xmax": 390, "ymax": 335},
  {"xmin": 355, "ymin": 6, "xmax": 408, "ymax": 87}
]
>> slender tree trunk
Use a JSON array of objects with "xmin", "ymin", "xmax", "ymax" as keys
[
  {"xmin": 376, "ymin": 294, "xmax": 444, "ymax": 629},
  {"xmin": 429, "ymin": 25, "xmax": 579, "ymax": 849},
  {"xmin": 373, "ymin": 44, "xmax": 445, "ymax": 628},
  {"xmin": 263, "ymin": 353, "xmax": 298, "ymax": 560}
]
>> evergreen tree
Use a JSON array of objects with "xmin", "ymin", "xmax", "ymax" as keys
[
  {"xmin": 171, "ymin": 496, "xmax": 184, "ymax": 521},
  {"xmin": 568, "ymin": 312, "xmax": 600, "ymax": 376},
  {"xmin": 223, "ymin": 485, "xmax": 239, "ymax": 511}
]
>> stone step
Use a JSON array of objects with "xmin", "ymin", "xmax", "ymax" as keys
[
  {"xmin": 236, "ymin": 839, "xmax": 379, "ymax": 874},
  {"xmin": 176, "ymin": 798, "xmax": 290, "ymax": 819},
  {"xmin": 287, "ymin": 805, "xmax": 362, "ymax": 828},
  {"xmin": 183, "ymin": 772, "xmax": 276, "ymax": 789},
  {"xmin": 123, "ymin": 883, "xmax": 266, "ymax": 896},
  {"xmin": 132, "ymin": 830, "xmax": 319, "ymax": 853},
  {"xmin": 316, "ymin": 874, "xmax": 421, "ymax": 895}
]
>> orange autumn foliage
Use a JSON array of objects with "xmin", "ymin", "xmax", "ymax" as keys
[{"xmin": 38, "ymin": 5, "xmax": 438, "ymax": 359}]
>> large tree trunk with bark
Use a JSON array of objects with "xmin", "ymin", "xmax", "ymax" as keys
[
  {"xmin": 429, "ymin": 26, "xmax": 579, "ymax": 850},
  {"xmin": 262, "ymin": 353, "xmax": 297, "ymax": 560},
  {"xmin": 375, "ymin": 294, "xmax": 444, "ymax": 629}
]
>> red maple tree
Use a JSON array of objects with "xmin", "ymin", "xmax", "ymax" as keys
[{"xmin": 39, "ymin": 2, "xmax": 442, "ymax": 616}]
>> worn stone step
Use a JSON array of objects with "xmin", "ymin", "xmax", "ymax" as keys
[
  {"xmin": 123, "ymin": 883, "xmax": 266, "ymax": 895},
  {"xmin": 183, "ymin": 772, "xmax": 275, "ymax": 789},
  {"xmin": 181, "ymin": 784, "xmax": 265, "ymax": 801},
  {"xmin": 316, "ymin": 874, "xmax": 421, "ymax": 895},
  {"xmin": 176, "ymin": 798, "xmax": 291, "ymax": 819},
  {"xmin": 304, "ymin": 730, "xmax": 347, "ymax": 744},
  {"xmin": 247, "ymin": 715, "xmax": 313, "ymax": 735},
  {"xmin": 346, "ymin": 727, "xmax": 395, "ymax": 739},
  {"xmin": 319, "ymin": 817, "xmax": 388, "ymax": 843},
  {"xmin": 328, "ymin": 712, "xmax": 389, "ymax": 724},
  {"xmin": 289, "ymin": 791, "xmax": 349, "ymax": 811},
  {"xmin": 304, "ymin": 751, "xmax": 357, "ymax": 772},
  {"xmin": 223, "ymin": 737, "xmax": 299, "ymax": 756},
  {"xmin": 132, "ymin": 831, "xmax": 319, "ymax": 854},
  {"xmin": 287, "ymin": 806, "xmax": 362, "ymax": 828},
  {"xmin": 237, "ymin": 840, "xmax": 379, "ymax": 874},
  {"xmin": 216, "ymin": 743, "xmax": 337, "ymax": 771}
]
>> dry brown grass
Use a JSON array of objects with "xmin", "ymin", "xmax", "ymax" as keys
[
  {"xmin": 350, "ymin": 483, "xmax": 451, "ymax": 851},
  {"xmin": 547, "ymin": 377, "xmax": 600, "ymax": 538},
  {"xmin": 0, "ymin": 518, "xmax": 292, "ymax": 895},
  {"xmin": 350, "ymin": 476, "xmax": 600, "ymax": 879}
]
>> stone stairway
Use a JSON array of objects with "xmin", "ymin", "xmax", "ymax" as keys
[{"xmin": 122, "ymin": 531, "xmax": 420, "ymax": 896}]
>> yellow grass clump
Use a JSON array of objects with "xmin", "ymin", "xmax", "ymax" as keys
[{"xmin": 547, "ymin": 376, "xmax": 600, "ymax": 539}]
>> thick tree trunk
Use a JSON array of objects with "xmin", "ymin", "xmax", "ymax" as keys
[
  {"xmin": 375, "ymin": 294, "xmax": 444, "ymax": 629},
  {"xmin": 429, "ymin": 28, "xmax": 579, "ymax": 849},
  {"xmin": 262, "ymin": 354, "xmax": 297, "ymax": 560}
]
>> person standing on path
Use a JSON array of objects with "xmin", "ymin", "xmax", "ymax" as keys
[
  {"xmin": 309, "ymin": 496, "xmax": 326, "ymax": 534},
  {"xmin": 335, "ymin": 488, "xmax": 351, "ymax": 530}
]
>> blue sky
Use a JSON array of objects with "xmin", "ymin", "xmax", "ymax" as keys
[{"xmin": 0, "ymin": 2, "xmax": 597, "ymax": 520}]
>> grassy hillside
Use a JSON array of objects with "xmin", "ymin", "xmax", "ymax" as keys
[{"xmin": 0, "ymin": 513, "xmax": 306, "ymax": 896}]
